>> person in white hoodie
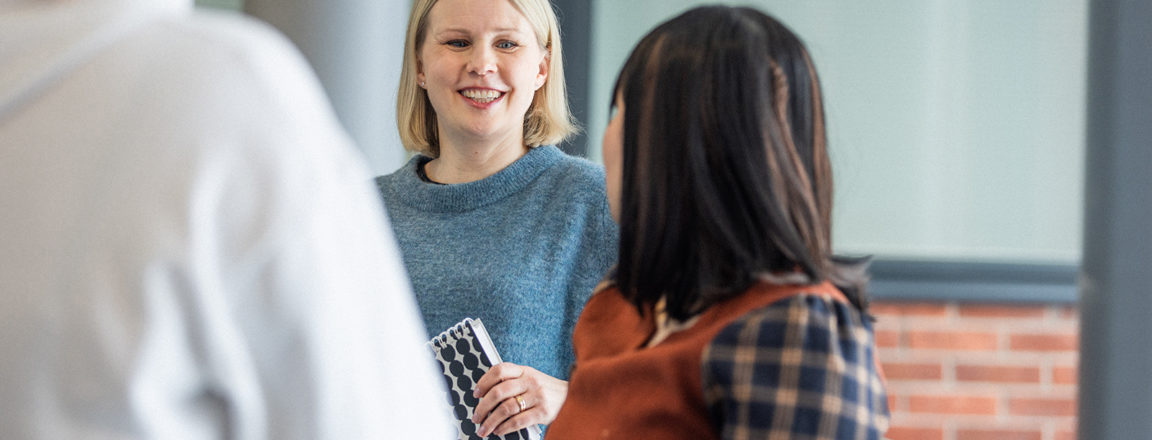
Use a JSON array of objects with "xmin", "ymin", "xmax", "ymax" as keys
[{"xmin": 0, "ymin": 0, "xmax": 453, "ymax": 439}]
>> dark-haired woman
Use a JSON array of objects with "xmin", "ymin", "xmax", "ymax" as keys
[{"xmin": 546, "ymin": 6, "xmax": 889, "ymax": 440}]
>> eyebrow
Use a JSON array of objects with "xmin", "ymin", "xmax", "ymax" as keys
[{"xmin": 436, "ymin": 27, "xmax": 527, "ymax": 35}]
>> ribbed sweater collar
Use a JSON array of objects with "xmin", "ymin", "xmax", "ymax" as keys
[{"xmin": 386, "ymin": 145, "xmax": 564, "ymax": 213}]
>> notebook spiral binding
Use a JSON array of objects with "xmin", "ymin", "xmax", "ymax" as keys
[{"xmin": 429, "ymin": 318, "xmax": 473, "ymax": 349}]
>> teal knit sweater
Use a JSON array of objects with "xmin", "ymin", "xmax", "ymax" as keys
[{"xmin": 376, "ymin": 146, "xmax": 618, "ymax": 380}]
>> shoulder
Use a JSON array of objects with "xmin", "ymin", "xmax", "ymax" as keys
[
  {"xmin": 55, "ymin": 9, "xmax": 360, "ymax": 187},
  {"xmin": 149, "ymin": 11, "xmax": 302, "ymax": 68},
  {"xmin": 127, "ymin": 11, "xmax": 307, "ymax": 84},
  {"xmin": 704, "ymin": 295, "xmax": 876, "ymax": 379},
  {"xmin": 536, "ymin": 150, "xmax": 611, "ymax": 220},
  {"xmin": 374, "ymin": 156, "xmax": 424, "ymax": 199},
  {"xmin": 701, "ymin": 295, "xmax": 889, "ymax": 438},
  {"xmin": 508, "ymin": 147, "xmax": 610, "ymax": 220},
  {"xmin": 116, "ymin": 13, "xmax": 374, "ymax": 228},
  {"xmin": 711, "ymin": 294, "xmax": 873, "ymax": 349},
  {"xmin": 557, "ymin": 153, "xmax": 607, "ymax": 186},
  {"xmin": 126, "ymin": 11, "xmax": 336, "ymax": 133},
  {"xmin": 536, "ymin": 150, "xmax": 616, "ymax": 235},
  {"xmin": 535, "ymin": 147, "xmax": 606, "ymax": 189}
]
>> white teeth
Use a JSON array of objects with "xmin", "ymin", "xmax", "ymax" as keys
[{"xmin": 461, "ymin": 89, "xmax": 501, "ymax": 103}]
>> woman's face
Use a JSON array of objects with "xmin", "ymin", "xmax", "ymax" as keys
[
  {"xmin": 602, "ymin": 97, "xmax": 623, "ymax": 222},
  {"xmin": 417, "ymin": 0, "xmax": 548, "ymax": 145}
]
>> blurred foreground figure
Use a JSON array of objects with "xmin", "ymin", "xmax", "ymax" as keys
[{"xmin": 0, "ymin": 0, "xmax": 453, "ymax": 438}]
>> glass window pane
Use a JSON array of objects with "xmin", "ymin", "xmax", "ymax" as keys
[{"xmin": 589, "ymin": 0, "xmax": 1087, "ymax": 264}]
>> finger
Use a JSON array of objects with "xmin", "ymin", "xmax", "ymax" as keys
[
  {"xmin": 492, "ymin": 406, "xmax": 543, "ymax": 436},
  {"xmin": 471, "ymin": 379, "xmax": 527, "ymax": 424},
  {"xmin": 477, "ymin": 397, "xmax": 536, "ymax": 437},
  {"xmin": 474, "ymin": 362, "xmax": 525, "ymax": 398}
]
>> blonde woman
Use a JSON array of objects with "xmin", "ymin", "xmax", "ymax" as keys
[{"xmin": 375, "ymin": 0, "xmax": 617, "ymax": 436}]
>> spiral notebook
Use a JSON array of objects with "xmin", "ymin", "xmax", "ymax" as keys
[{"xmin": 429, "ymin": 318, "xmax": 542, "ymax": 440}]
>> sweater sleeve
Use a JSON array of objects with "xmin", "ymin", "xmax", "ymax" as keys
[
  {"xmin": 560, "ymin": 160, "xmax": 620, "ymax": 378},
  {"xmin": 700, "ymin": 295, "xmax": 890, "ymax": 440}
]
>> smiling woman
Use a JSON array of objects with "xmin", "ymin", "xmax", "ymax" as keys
[
  {"xmin": 375, "ymin": 0, "xmax": 618, "ymax": 437},
  {"xmin": 396, "ymin": 0, "xmax": 575, "ymax": 162},
  {"xmin": 414, "ymin": 0, "xmax": 549, "ymax": 164}
]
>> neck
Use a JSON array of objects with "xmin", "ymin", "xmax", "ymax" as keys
[{"xmin": 427, "ymin": 133, "xmax": 530, "ymax": 184}]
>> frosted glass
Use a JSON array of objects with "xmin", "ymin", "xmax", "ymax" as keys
[{"xmin": 589, "ymin": 0, "xmax": 1086, "ymax": 263}]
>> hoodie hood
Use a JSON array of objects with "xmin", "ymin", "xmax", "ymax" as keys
[{"xmin": 0, "ymin": 0, "xmax": 189, "ymax": 122}]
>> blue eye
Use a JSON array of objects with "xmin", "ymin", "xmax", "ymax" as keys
[
  {"xmin": 446, "ymin": 40, "xmax": 469, "ymax": 48},
  {"xmin": 496, "ymin": 41, "xmax": 519, "ymax": 50}
]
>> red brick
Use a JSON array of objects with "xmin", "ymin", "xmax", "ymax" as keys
[
  {"xmin": 909, "ymin": 395, "xmax": 997, "ymax": 415},
  {"xmin": 869, "ymin": 303, "xmax": 901, "ymax": 317},
  {"xmin": 958, "ymin": 305, "xmax": 1046, "ymax": 319},
  {"xmin": 908, "ymin": 331, "xmax": 998, "ymax": 351},
  {"xmin": 1058, "ymin": 306, "xmax": 1078, "ymax": 319},
  {"xmin": 1010, "ymin": 333, "xmax": 1078, "ymax": 352},
  {"xmin": 1009, "ymin": 397, "xmax": 1077, "ymax": 417},
  {"xmin": 887, "ymin": 393, "xmax": 900, "ymax": 412},
  {"xmin": 863, "ymin": 301, "xmax": 1079, "ymax": 440},
  {"xmin": 1053, "ymin": 366, "xmax": 1077, "ymax": 385},
  {"xmin": 886, "ymin": 426, "xmax": 944, "ymax": 440},
  {"xmin": 875, "ymin": 330, "xmax": 901, "ymax": 348},
  {"xmin": 956, "ymin": 429, "xmax": 1041, "ymax": 440},
  {"xmin": 871, "ymin": 303, "xmax": 949, "ymax": 317},
  {"xmin": 883, "ymin": 362, "xmax": 943, "ymax": 380},
  {"xmin": 956, "ymin": 365, "xmax": 1041, "ymax": 383}
]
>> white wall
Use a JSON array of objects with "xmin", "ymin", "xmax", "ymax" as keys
[{"xmin": 589, "ymin": 0, "xmax": 1087, "ymax": 263}]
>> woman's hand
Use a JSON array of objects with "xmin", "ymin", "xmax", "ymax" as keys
[{"xmin": 470, "ymin": 362, "xmax": 568, "ymax": 437}]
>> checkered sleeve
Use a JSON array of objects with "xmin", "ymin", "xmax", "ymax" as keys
[{"xmin": 701, "ymin": 295, "xmax": 890, "ymax": 440}]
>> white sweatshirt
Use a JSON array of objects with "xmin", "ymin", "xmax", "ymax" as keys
[{"xmin": 0, "ymin": 0, "xmax": 453, "ymax": 438}]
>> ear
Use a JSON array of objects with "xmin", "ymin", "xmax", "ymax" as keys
[
  {"xmin": 534, "ymin": 53, "xmax": 549, "ymax": 90},
  {"xmin": 416, "ymin": 59, "xmax": 426, "ymax": 87}
]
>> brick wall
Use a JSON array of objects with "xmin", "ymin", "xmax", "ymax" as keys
[{"xmin": 872, "ymin": 301, "xmax": 1078, "ymax": 440}]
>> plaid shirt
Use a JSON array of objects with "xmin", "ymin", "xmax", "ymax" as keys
[{"xmin": 701, "ymin": 294, "xmax": 890, "ymax": 439}]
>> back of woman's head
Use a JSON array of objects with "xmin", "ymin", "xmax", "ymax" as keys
[{"xmin": 612, "ymin": 6, "xmax": 864, "ymax": 319}]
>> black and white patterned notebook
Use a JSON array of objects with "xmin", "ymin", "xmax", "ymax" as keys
[{"xmin": 429, "ymin": 318, "xmax": 542, "ymax": 440}]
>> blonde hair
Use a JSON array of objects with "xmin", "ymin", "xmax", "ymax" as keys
[{"xmin": 396, "ymin": 0, "xmax": 577, "ymax": 157}]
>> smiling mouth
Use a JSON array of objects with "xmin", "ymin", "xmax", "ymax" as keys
[{"xmin": 460, "ymin": 89, "xmax": 504, "ymax": 104}]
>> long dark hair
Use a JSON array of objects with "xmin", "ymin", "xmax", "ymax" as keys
[{"xmin": 611, "ymin": 6, "xmax": 867, "ymax": 320}]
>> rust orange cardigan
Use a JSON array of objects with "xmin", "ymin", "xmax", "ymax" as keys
[{"xmin": 547, "ymin": 281, "xmax": 855, "ymax": 439}]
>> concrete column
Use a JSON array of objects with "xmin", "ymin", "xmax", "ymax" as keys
[
  {"xmin": 551, "ymin": 0, "xmax": 592, "ymax": 157},
  {"xmin": 1078, "ymin": 0, "xmax": 1152, "ymax": 438}
]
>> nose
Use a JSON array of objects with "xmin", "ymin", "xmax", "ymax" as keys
[{"xmin": 466, "ymin": 45, "xmax": 497, "ymax": 76}]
